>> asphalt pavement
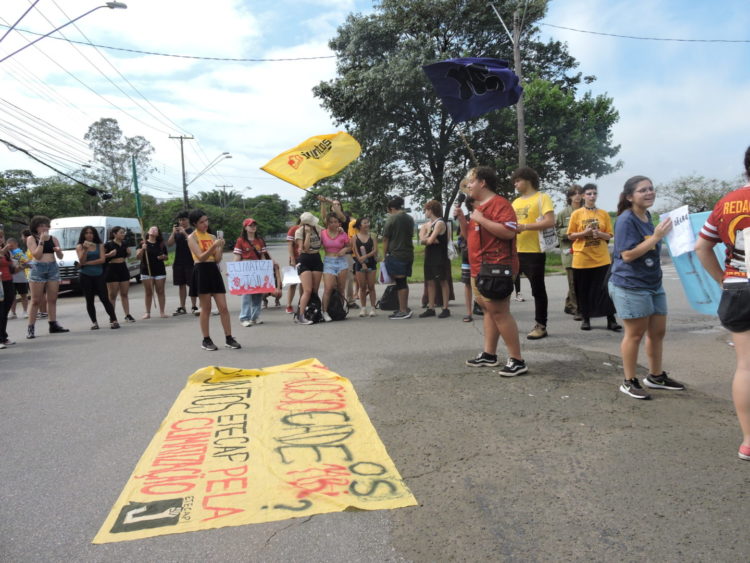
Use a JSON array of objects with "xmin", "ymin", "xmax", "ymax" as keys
[{"xmin": 1, "ymin": 249, "xmax": 748, "ymax": 562}]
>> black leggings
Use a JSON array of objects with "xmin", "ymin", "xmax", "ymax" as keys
[
  {"xmin": 0, "ymin": 279, "xmax": 15, "ymax": 341},
  {"xmin": 80, "ymin": 273, "xmax": 117, "ymax": 324},
  {"xmin": 518, "ymin": 252, "xmax": 548, "ymax": 326}
]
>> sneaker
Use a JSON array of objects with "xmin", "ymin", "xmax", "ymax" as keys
[
  {"xmin": 620, "ymin": 378, "xmax": 650, "ymax": 399},
  {"xmin": 225, "ymin": 336, "xmax": 241, "ymax": 349},
  {"xmin": 254, "ymin": 320, "xmax": 263, "ymax": 325},
  {"xmin": 241, "ymin": 320, "xmax": 252, "ymax": 327},
  {"xmin": 322, "ymin": 311, "xmax": 333, "ymax": 322},
  {"xmin": 739, "ymin": 444, "xmax": 750, "ymax": 461},
  {"xmin": 573, "ymin": 314, "xmax": 583, "ymax": 321},
  {"xmin": 285, "ymin": 306, "xmax": 295, "ymax": 314},
  {"xmin": 607, "ymin": 318, "xmax": 622, "ymax": 332},
  {"xmin": 124, "ymin": 314, "xmax": 136, "ymax": 323},
  {"xmin": 22, "ymin": 312, "xmax": 28, "ymax": 319},
  {"xmin": 465, "ymin": 352, "xmax": 499, "ymax": 367},
  {"xmin": 498, "ymin": 357, "xmax": 528, "ymax": 377},
  {"xmin": 643, "ymin": 372, "xmax": 685, "ymax": 390},
  {"xmin": 40, "ymin": 312, "xmax": 48, "ymax": 318},
  {"xmin": 438, "ymin": 308, "xmax": 451, "ymax": 319},
  {"xmin": 26, "ymin": 325, "xmax": 35, "ymax": 339},
  {"xmin": 369, "ymin": 309, "xmax": 376, "ymax": 317},
  {"xmin": 1, "ymin": 339, "xmax": 15, "ymax": 346},
  {"xmin": 515, "ymin": 292, "xmax": 525, "ymax": 302},
  {"xmin": 389, "ymin": 310, "xmax": 412, "ymax": 320},
  {"xmin": 527, "ymin": 324, "xmax": 548, "ymax": 340},
  {"xmin": 419, "ymin": 308, "xmax": 436, "ymax": 318},
  {"xmin": 296, "ymin": 314, "xmax": 313, "ymax": 325},
  {"xmin": 191, "ymin": 306, "xmax": 200, "ymax": 316},
  {"xmin": 359, "ymin": 309, "xmax": 366, "ymax": 317},
  {"xmin": 173, "ymin": 307, "xmax": 187, "ymax": 316},
  {"xmin": 473, "ymin": 302, "xmax": 484, "ymax": 316},
  {"xmin": 9, "ymin": 312, "xmax": 16, "ymax": 319},
  {"xmin": 201, "ymin": 337, "xmax": 218, "ymax": 351},
  {"xmin": 580, "ymin": 319, "xmax": 591, "ymax": 331},
  {"xmin": 49, "ymin": 322, "xmax": 69, "ymax": 334},
  {"xmin": 0, "ymin": 342, "xmax": 5, "ymax": 349}
]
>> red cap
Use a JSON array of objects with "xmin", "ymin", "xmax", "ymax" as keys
[{"xmin": 243, "ymin": 218, "xmax": 257, "ymax": 227}]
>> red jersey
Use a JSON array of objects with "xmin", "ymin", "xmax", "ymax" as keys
[
  {"xmin": 233, "ymin": 237, "xmax": 267, "ymax": 260},
  {"xmin": 699, "ymin": 184, "xmax": 750, "ymax": 281},
  {"xmin": 287, "ymin": 225, "xmax": 301, "ymax": 260},
  {"xmin": 0, "ymin": 253, "xmax": 12, "ymax": 281},
  {"xmin": 467, "ymin": 194, "xmax": 518, "ymax": 277}
]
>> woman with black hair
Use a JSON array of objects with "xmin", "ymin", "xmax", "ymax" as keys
[
  {"xmin": 187, "ymin": 209, "xmax": 241, "ymax": 351},
  {"xmin": 76, "ymin": 226, "xmax": 119, "ymax": 330},
  {"xmin": 136, "ymin": 225, "xmax": 169, "ymax": 319},
  {"xmin": 234, "ymin": 217, "xmax": 276, "ymax": 326},
  {"xmin": 105, "ymin": 226, "xmax": 135, "ymax": 323},
  {"xmin": 26, "ymin": 215, "xmax": 68, "ymax": 338},
  {"xmin": 352, "ymin": 216, "xmax": 378, "ymax": 316}
]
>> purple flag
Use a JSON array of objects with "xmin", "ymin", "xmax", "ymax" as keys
[{"xmin": 422, "ymin": 57, "xmax": 523, "ymax": 122}]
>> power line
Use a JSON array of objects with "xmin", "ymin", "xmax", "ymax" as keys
[
  {"xmin": 0, "ymin": 22, "xmax": 336, "ymax": 61},
  {"xmin": 540, "ymin": 23, "xmax": 750, "ymax": 43},
  {"xmin": 0, "ymin": 137, "xmax": 97, "ymax": 190}
]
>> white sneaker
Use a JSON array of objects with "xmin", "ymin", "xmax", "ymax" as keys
[
  {"xmin": 359, "ymin": 309, "xmax": 366, "ymax": 317},
  {"xmin": 0, "ymin": 342, "xmax": 5, "ymax": 349},
  {"xmin": 369, "ymin": 309, "xmax": 376, "ymax": 317},
  {"xmin": 241, "ymin": 320, "xmax": 252, "ymax": 327},
  {"xmin": 322, "ymin": 311, "xmax": 332, "ymax": 322},
  {"xmin": 22, "ymin": 312, "xmax": 29, "ymax": 319},
  {"xmin": 9, "ymin": 312, "xmax": 16, "ymax": 319}
]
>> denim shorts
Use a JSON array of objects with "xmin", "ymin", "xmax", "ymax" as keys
[
  {"xmin": 29, "ymin": 261, "xmax": 60, "ymax": 283},
  {"xmin": 323, "ymin": 256, "xmax": 349, "ymax": 275},
  {"xmin": 384, "ymin": 255, "xmax": 413, "ymax": 278},
  {"xmin": 608, "ymin": 281, "xmax": 667, "ymax": 319}
]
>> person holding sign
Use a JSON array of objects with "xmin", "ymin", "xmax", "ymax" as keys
[
  {"xmin": 187, "ymin": 209, "xmax": 241, "ymax": 351},
  {"xmin": 566, "ymin": 184, "xmax": 620, "ymax": 332},
  {"xmin": 234, "ymin": 218, "xmax": 274, "ymax": 327},
  {"xmin": 609, "ymin": 176, "xmax": 681, "ymax": 399},
  {"xmin": 696, "ymin": 146, "xmax": 750, "ymax": 460}
]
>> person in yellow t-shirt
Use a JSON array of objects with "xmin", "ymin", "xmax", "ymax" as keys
[
  {"xmin": 511, "ymin": 167, "xmax": 554, "ymax": 340},
  {"xmin": 567, "ymin": 184, "xmax": 621, "ymax": 332}
]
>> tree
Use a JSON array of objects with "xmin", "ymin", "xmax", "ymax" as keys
[
  {"xmin": 313, "ymin": 0, "xmax": 621, "ymax": 206},
  {"xmin": 84, "ymin": 118, "xmax": 155, "ymax": 198},
  {"xmin": 656, "ymin": 174, "xmax": 740, "ymax": 214}
]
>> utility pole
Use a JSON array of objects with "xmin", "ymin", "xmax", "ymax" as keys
[
  {"xmin": 169, "ymin": 134, "xmax": 194, "ymax": 209},
  {"xmin": 490, "ymin": 3, "xmax": 527, "ymax": 168},
  {"xmin": 215, "ymin": 184, "xmax": 233, "ymax": 208}
]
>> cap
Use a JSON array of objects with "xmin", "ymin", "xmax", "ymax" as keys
[{"xmin": 243, "ymin": 218, "xmax": 257, "ymax": 227}]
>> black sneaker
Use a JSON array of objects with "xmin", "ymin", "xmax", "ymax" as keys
[
  {"xmin": 389, "ymin": 310, "xmax": 412, "ymax": 320},
  {"xmin": 620, "ymin": 378, "xmax": 650, "ymax": 399},
  {"xmin": 49, "ymin": 321, "xmax": 69, "ymax": 334},
  {"xmin": 191, "ymin": 307, "xmax": 200, "ymax": 317},
  {"xmin": 201, "ymin": 337, "xmax": 218, "ymax": 351},
  {"xmin": 418, "ymin": 308, "xmax": 436, "ymax": 318},
  {"xmin": 465, "ymin": 352, "xmax": 499, "ymax": 367},
  {"xmin": 437, "ymin": 308, "xmax": 451, "ymax": 319},
  {"xmin": 173, "ymin": 307, "xmax": 187, "ymax": 316},
  {"xmin": 225, "ymin": 336, "xmax": 241, "ymax": 349},
  {"xmin": 124, "ymin": 314, "xmax": 136, "ymax": 323},
  {"xmin": 498, "ymin": 358, "xmax": 528, "ymax": 377},
  {"xmin": 26, "ymin": 325, "xmax": 35, "ymax": 339},
  {"xmin": 473, "ymin": 301, "xmax": 484, "ymax": 316},
  {"xmin": 644, "ymin": 372, "xmax": 685, "ymax": 390}
]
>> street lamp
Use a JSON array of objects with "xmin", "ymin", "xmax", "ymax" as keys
[
  {"xmin": 183, "ymin": 152, "xmax": 231, "ymax": 208},
  {"xmin": 0, "ymin": 2, "xmax": 128, "ymax": 64}
]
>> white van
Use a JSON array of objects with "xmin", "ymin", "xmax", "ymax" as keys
[{"xmin": 49, "ymin": 216, "xmax": 143, "ymax": 288}]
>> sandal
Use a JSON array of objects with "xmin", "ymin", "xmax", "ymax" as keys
[
  {"xmin": 463, "ymin": 315, "xmax": 473, "ymax": 323},
  {"xmin": 110, "ymin": 321, "xmax": 120, "ymax": 329},
  {"xmin": 90, "ymin": 323, "xmax": 99, "ymax": 330},
  {"xmin": 142, "ymin": 313, "xmax": 151, "ymax": 320}
]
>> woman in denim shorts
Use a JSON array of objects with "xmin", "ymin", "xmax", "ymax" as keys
[
  {"xmin": 609, "ymin": 177, "xmax": 683, "ymax": 399},
  {"xmin": 320, "ymin": 214, "xmax": 350, "ymax": 322},
  {"xmin": 25, "ymin": 215, "xmax": 69, "ymax": 338}
]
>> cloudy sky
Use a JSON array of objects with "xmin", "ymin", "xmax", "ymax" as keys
[{"xmin": 1, "ymin": 0, "xmax": 748, "ymax": 212}]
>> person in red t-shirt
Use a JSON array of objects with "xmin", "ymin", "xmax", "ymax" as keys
[
  {"xmin": 233, "ymin": 218, "xmax": 277, "ymax": 327},
  {"xmin": 696, "ymin": 145, "xmax": 750, "ymax": 461},
  {"xmin": 454, "ymin": 166, "xmax": 527, "ymax": 376}
]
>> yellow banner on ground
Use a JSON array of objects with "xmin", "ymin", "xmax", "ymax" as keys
[
  {"xmin": 93, "ymin": 359, "xmax": 416, "ymax": 544},
  {"xmin": 260, "ymin": 132, "xmax": 361, "ymax": 189}
]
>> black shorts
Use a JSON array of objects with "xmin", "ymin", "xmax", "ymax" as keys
[
  {"xmin": 354, "ymin": 258, "xmax": 377, "ymax": 273},
  {"xmin": 189, "ymin": 262, "xmax": 226, "ymax": 296},
  {"xmin": 297, "ymin": 253, "xmax": 323, "ymax": 274},
  {"xmin": 105, "ymin": 262, "xmax": 130, "ymax": 283},
  {"xmin": 14, "ymin": 281, "xmax": 29, "ymax": 295},
  {"xmin": 173, "ymin": 262, "xmax": 194, "ymax": 286},
  {"xmin": 718, "ymin": 283, "xmax": 750, "ymax": 333}
]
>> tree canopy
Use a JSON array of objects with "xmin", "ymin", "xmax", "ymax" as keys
[
  {"xmin": 313, "ymin": 0, "xmax": 621, "ymax": 213},
  {"xmin": 656, "ymin": 174, "xmax": 741, "ymax": 214}
]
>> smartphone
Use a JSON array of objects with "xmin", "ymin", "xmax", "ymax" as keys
[{"xmin": 216, "ymin": 230, "xmax": 224, "ymax": 240}]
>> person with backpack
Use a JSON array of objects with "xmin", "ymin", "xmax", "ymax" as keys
[
  {"xmin": 294, "ymin": 212, "xmax": 324, "ymax": 325},
  {"xmin": 320, "ymin": 214, "xmax": 350, "ymax": 322}
]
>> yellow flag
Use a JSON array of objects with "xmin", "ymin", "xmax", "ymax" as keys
[{"xmin": 261, "ymin": 132, "xmax": 361, "ymax": 189}]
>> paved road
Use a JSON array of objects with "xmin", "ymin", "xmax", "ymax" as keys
[{"xmin": 1, "ymin": 250, "xmax": 748, "ymax": 561}]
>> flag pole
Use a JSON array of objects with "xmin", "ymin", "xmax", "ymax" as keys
[{"xmin": 132, "ymin": 155, "xmax": 152, "ymax": 278}]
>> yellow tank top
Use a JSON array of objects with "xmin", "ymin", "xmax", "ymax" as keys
[{"xmin": 191, "ymin": 230, "xmax": 216, "ymax": 262}]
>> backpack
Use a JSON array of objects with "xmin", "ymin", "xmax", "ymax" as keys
[
  {"xmin": 327, "ymin": 289, "xmax": 349, "ymax": 321},
  {"xmin": 302, "ymin": 293, "xmax": 324, "ymax": 324},
  {"xmin": 376, "ymin": 284, "xmax": 400, "ymax": 311}
]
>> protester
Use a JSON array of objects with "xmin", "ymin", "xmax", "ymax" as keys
[
  {"xmin": 383, "ymin": 195, "xmax": 415, "ymax": 319},
  {"xmin": 352, "ymin": 217, "xmax": 378, "ymax": 317},
  {"xmin": 0, "ymin": 228, "xmax": 16, "ymax": 345},
  {"xmin": 186, "ymin": 209, "xmax": 240, "ymax": 350},
  {"xmin": 457, "ymin": 234, "xmax": 473, "ymax": 322},
  {"xmin": 320, "ymin": 214, "xmax": 350, "ymax": 322},
  {"xmin": 294, "ymin": 212, "xmax": 323, "ymax": 325},
  {"xmin": 610, "ymin": 176, "xmax": 681, "ymax": 399},
  {"xmin": 76, "ymin": 226, "xmax": 119, "ymax": 330},
  {"xmin": 25, "ymin": 215, "xmax": 69, "ymax": 338},
  {"xmin": 136, "ymin": 225, "xmax": 169, "ymax": 319},
  {"xmin": 567, "ymin": 184, "xmax": 621, "ymax": 331},
  {"xmin": 167, "ymin": 211, "xmax": 197, "ymax": 316},
  {"xmin": 7, "ymin": 238, "xmax": 29, "ymax": 319},
  {"xmin": 419, "ymin": 199, "xmax": 450, "ymax": 318},
  {"xmin": 234, "ymin": 217, "xmax": 273, "ymax": 327},
  {"xmin": 511, "ymin": 167, "xmax": 554, "ymax": 339},
  {"xmin": 696, "ymin": 146, "xmax": 750, "ymax": 459},
  {"xmin": 454, "ymin": 166, "xmax": 527, "ymax": 376},
  {"xmin": 285, "ymin": 219, "xmax": 301, "ymax": 314},
  {"xmin": 104, "ymin": 226, "xmax": 135, "ymax": 323},
  {"xmin": 556, "ymin": 184, "xmax": 583, "ymax": 319}
]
